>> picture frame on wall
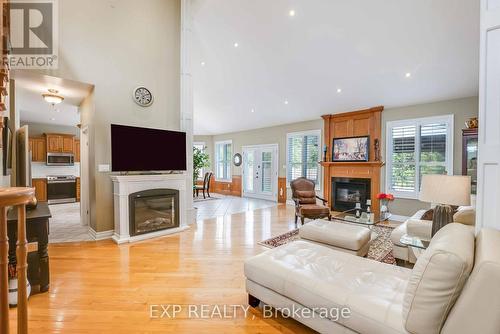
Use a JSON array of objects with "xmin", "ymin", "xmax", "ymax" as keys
[{"xmin": 332, "ymin": 136, "xmax": 369, "ymax": 162}]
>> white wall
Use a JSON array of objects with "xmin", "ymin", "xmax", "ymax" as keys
[{"xmin": 35, "ymin": 0, "xmax": 181, "ymax": 232}]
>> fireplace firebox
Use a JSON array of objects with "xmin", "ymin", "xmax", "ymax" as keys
[
  {"xmin": 331, "ymin": 178, "xmax": 371, "ymax": 212},
  {"xmin": 129, "ymin": 189, "xmax": 179, "ymax": 237}
]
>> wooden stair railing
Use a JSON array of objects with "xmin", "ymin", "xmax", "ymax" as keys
[{"xmin": 0, "ymin": 187, "xmax": 34, "ymax": 334}]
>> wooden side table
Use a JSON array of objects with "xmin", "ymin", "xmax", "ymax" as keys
[{"xmin": 0, "ymin": 187, "xmax": 35, "ymax": 334}]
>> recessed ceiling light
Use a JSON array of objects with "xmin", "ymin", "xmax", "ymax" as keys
[
  {"xmin": 284, "ymin": 100, "xmax": 289, "ymax": 105},
  {"xmin": 405, "ymin": 72, "xmax": 412, "ymax": 78},
  {"xmin": 251, "ymin": 108, "xmax": 255, "ymax": 113},
  {"xmin": 201, "ymin": 61, "xmax": 206, "ymax": 66},
  {"xmin": 289, "ymin": 10, "xmax": 296, "ymax": 17},
  {"xmin": 337, "ymin": 88, "xmax": 342, "ymax": 93},
  {"xmin": 233, "ymin": 42, "xmax": 239, "ymax": 48},
  {"xmin": 50, "ymin": 117, "xmax": 56, "ymax": 121}
]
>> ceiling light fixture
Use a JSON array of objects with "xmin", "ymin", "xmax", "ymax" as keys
[
  {"xmin": 405, "ymin": 72, "xmax": 412, "ymax": 78},
  {"xmin": 251, "ymin": 108, "xmax": 255, "ymax": 113},
  {"xmin": 337, "ymin": 88, "xmax": 342, "ymax": 93},
  {"xmin": 201, "ymin": 61, "xmax": 206, "ymax": 66},
  {"xmin": 289, "ymin": 10, "xmax": 296, "ymax": 17},
  {"xmin": 50, "ymin": 117, "xmax": 56, "ymax": 121},
  {"xmin": 233, "ymin": 42, "xmax": 239, "ymax": 48},
  {"xmin": 42, "ymin": 89, "xmax": 64, "ymax": 105},
  {"xmin": 284, "ymin": 100, "xmax": 289, "ymax": 105}
]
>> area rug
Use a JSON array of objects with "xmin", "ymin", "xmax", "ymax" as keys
[{"xmin": 258, "ymin": 223, "xmax": 396, "ymax": 265}]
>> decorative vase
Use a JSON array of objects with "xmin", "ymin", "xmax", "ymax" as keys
[
  {"xmin": 8, "ymin": 277, "xmax": 31, "ymax": 307},
  {"xmin": 380, "ymin": 203, "xmax": 389, "ymax": 219}
]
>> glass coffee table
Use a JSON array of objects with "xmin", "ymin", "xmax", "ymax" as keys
[
  {"xmin": 399, "ymin": 234, "xmax": 430, "ymax": 250},
  {"xmin": 332, "ymin": 209, "xmax": 391, "ymax": 226}
]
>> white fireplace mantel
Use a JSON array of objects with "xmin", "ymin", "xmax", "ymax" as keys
[{"xmin": 110, "ymin": 174, "xmax": 189, "ymax": 244}]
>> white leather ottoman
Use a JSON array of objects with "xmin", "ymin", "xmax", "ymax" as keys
[{"xmin": 299, "ymin": 219, "xmax": 372, "ymax": 256}]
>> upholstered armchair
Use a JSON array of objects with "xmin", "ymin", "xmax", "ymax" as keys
[{"xmin": 290, "ymin": 177, "xmax": 331, "ymax": 225}]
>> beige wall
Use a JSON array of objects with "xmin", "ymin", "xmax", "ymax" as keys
[
  {"xmin": 197, "ymin": 119, "xmax": 323, "ymax": 179},
  {"xmin": 36, "ymin": 0, "xmax": 181, "ymax": 232},
  {"xmin": 381, "ymin": 97, "xmax": 478, "ymax": 216},
  {"xmin": 20, "ymin": 121, "xmax": 80, "ymax": 138}
]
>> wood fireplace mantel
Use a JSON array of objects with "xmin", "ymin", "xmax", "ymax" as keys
[{"xmin": 321, "ymin": 106, "xmax": 384, "ymax": 213}]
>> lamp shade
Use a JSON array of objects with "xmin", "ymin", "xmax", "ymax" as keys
[{"xmin": 419, "ymin": 175, "xmax": 471, "ymax": 206}]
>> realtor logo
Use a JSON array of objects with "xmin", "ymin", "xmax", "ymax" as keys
[{"xmin": 5, "ymin": 0, "xmax": 58, "ymax": 69}]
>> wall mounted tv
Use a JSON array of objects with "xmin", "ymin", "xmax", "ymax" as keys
[{"xmin": 111, "ymin": 124, "xmax": 187, "ymax": 172}]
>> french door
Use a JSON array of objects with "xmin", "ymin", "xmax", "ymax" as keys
[{"xmin": 242, "ymin": 144, "xmax": 278, "ymax": 201}]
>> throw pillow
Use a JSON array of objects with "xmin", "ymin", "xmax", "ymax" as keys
[{"xmin": 421, "ymin": 209, "xmax": 434, "ymax": 221}]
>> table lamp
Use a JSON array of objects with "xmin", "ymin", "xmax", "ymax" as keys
[{"xmin": 419, "ymin": 174, "xmax": 471, "ymax": 236}]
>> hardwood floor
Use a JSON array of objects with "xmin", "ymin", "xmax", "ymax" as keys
[{"xmin": 9, "ymin": 204, "xmax": 316, "ymax": 333}]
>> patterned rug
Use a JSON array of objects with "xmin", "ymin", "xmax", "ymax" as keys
[{"xmin": 259, "ymin": 223, "xmax": 396, "ymax": 265}]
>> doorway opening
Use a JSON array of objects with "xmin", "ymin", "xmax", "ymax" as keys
[{"xmin": 12, "ymin": 70, "xmax": 94, "ymax": 243}]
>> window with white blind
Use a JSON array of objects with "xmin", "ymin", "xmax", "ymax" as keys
[
  {"xmin": 386, "ymin": 115, "xmax": 453, "ymax": 199},
  {"xmin": 215, "ymin": 140, "xmax": 232, "ymax": 181},
  {"xmin": 193, "ymin": 142, "xmax": 205, "ymax": 180},
  {"xmin": 286, "ymin": 130, "xmax": 321, "ymax": 188}
]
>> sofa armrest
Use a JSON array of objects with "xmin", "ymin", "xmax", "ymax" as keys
[
  {"xmin": 454, "ymin": 207, "xmax": 476, "ymax": 226},
  {"xmin": 406, "ymin": 219, "xmax": 433, "ymax": 241}
]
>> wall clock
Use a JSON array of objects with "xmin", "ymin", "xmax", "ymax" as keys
[
  {"xmin": 233, "ymin": 153, "xmax": 242, "ymax": 167},
  {"xmin": 133, "ymin": 86, "xmax": 154, "ymax": 107}
]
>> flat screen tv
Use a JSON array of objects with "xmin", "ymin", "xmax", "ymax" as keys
[{"xmin": 111, "ymin": 124, "xmax": 187, "ymax": 172}]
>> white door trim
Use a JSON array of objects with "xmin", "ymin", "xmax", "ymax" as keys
[
  {"xmin": 476, "ymin": 1, "xmax": 500, "ymax": 232},
  {"xmin": 80, "ymin": 125, "xmax": 90, "ymax": 227},
  {"xmin": 242, "ymin": 143, "xmax": 279, "ymax": 202}
]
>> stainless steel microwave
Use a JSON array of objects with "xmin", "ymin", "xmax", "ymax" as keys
[{"xmin": 46, "ymin": 153, "xmax": 75, "ymax": 166}]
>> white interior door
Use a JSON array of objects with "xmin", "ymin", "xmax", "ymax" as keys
[
  {"xmin": 476, "ymin": 0, "xmax": 500, "ymax": 232},
  {"xmin": 242, "ymin": 144, "xmax": 278, "ymax": 201}
]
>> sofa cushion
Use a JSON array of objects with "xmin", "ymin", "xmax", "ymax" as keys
[
  {"xmin": 299, "ymin": 219, "xmax": 370, "ymax": 251},
  {"xmin": 299, "ymin": 204, "xmax": 330, "ymax": 216},
  {"xmin": 402, "ymin": 223, "xmax": 475, "ymax": 334},
  {"xmin": 245, "ymin": 240, "xmax": 411, "ymax": 334},
  {"xmin": 295, "ymin": 190, "xmax": 317, "ymax": 204}
]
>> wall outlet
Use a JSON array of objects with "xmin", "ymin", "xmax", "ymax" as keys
[{"xmin": 98, "ymin": 164, "xmax": 110, "ymax": 172}]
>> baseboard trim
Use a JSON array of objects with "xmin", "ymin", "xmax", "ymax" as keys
[
  {"xmin": 390, "ymin": 214, "xmax": 410, "ymax": 223},
  {"xmin": 89, "ymin": 228, "xmax": 114, "ymax": 241}
]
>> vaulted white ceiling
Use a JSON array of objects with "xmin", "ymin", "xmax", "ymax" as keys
[{"xmin": 192, "ymin": 0, "xmax": 479, "ymax": 135}]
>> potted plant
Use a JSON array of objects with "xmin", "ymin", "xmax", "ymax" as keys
[{"xmin": 193, "ymin": 146, "xmax": 210, "ymax": 184}]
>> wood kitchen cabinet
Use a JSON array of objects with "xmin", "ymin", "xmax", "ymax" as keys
[
  {"xmin": 74, "ymin": 139, "xmax": 80, "ymax": 162},
  {"xmin": 76, "ymin": 177, "xmax": 81, "ymax": 202},
  {"xmin": 45, "ymin": 134, "xmax": 75, "ymax": 153},
  {"xmin": 29, "ymin": 137, "xmax": 47, "ymax": 162},
  {"xmin": 32, "ymin": 178, "xmax": 47, "ymax": 202}
]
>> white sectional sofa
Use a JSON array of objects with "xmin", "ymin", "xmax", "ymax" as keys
[
  {"xmin": 391, "ymin": 206, "xmax": 476, "ymax": 263},
  {"xmin": 244, "ymin": 223, "xmax": 500, "ymax": 334}
]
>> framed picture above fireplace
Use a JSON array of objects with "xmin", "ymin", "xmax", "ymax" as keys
[{"xmin": 332, "ymin": 136, "xmax": 369, "ymax": 162}]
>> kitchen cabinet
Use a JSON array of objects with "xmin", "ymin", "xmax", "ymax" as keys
[
  {"xmin": 45, "ymin": 134, "xmax": 75, "ymax": 153},
  {"xmin": 29, "ymin": 137, "xmax": 47, "ymax": 162},
  {"xmin": 32, "ymin": 178, "xmax": 47, "ymax": 202},
  {"xmin": 76, "ymin": 177, "xmax": 81, "ymax": 202},
  {"xmin": 74, "ymin": 139, "xmax": 80, "ymax": 162}
]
